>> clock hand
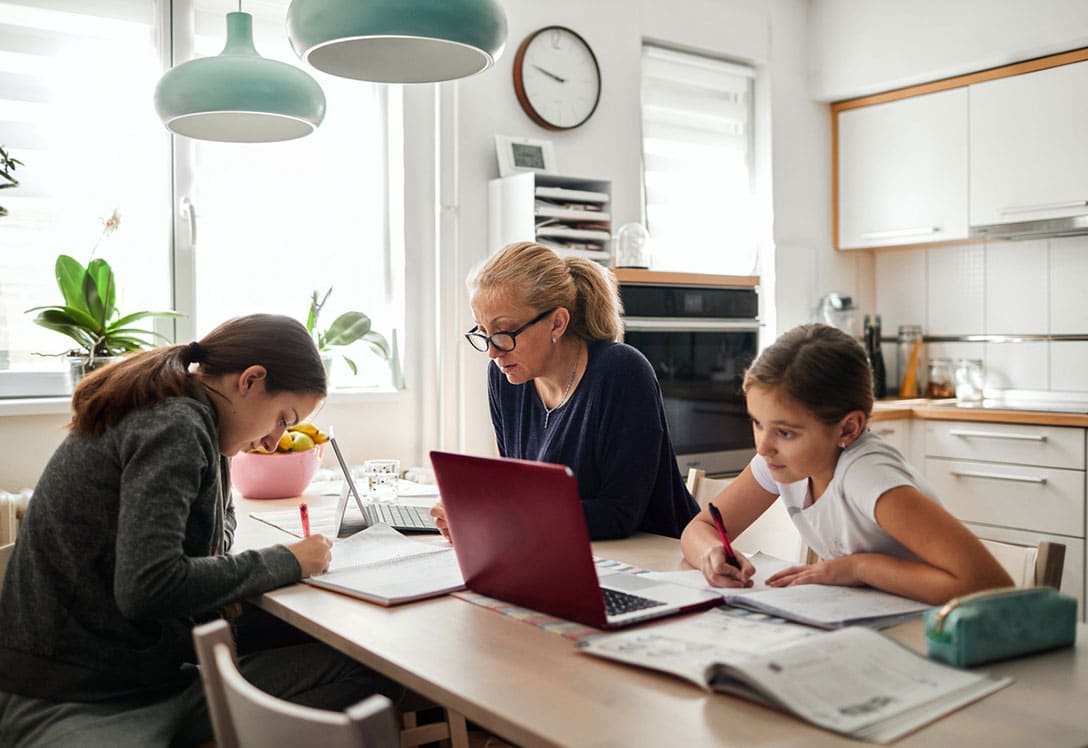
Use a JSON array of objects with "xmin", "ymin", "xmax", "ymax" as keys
[{"xmin": 532, "ymin": 64, "xmax": 567, "ymax": 83}]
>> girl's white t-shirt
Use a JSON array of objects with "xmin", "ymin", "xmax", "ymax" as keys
[{"xmin": 749, "ymin": 430, "xmax": 940, "ymax": 561}]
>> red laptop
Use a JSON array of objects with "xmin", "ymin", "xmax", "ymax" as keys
[{"xmin": 429, "ymin": 451, "xmax": 722, "ymax": 629}]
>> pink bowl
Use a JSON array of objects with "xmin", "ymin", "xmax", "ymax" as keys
[{"xmin": 230, "ymin": 443, "xmax": 325, "ymax": 499}]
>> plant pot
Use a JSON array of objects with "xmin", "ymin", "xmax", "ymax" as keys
[{"xmin": 66, "ymin": 354, "xmax": 124, "ymax": 392}]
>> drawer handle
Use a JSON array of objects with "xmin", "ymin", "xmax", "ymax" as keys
[
  {"xmin": 860, "ymin": 226, "xmax": 940, "ymax": 239},
  {"xmin": 950, "ymin": 469, "xmax": 1048, "ymax": 485},
  {"xmin": 874, "ymin": 428, "xmax": 896, "ymax": 436},
  {"xmin": 948, "ymin": 429, "xmax": 1047, "ymax": 442}
]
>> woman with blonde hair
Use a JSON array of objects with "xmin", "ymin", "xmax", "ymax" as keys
[{"xmin": 431, "ymin": 242, "xmax": 699, "ymax": 540}]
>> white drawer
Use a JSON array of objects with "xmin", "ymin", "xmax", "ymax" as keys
[
  {"xmin": 964, "ymin": 522, "xmax": 1085, "ymax": 621},
  {"xmin": 925, "ymin": 457, "xmax": 1085, "ymax": 536},
  {"xmin": 924, "ymin": 421, "xmax": 1085, "ymax": 469}
]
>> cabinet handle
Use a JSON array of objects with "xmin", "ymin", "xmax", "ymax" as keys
[
  {"xmin": 860, "ymin": 227, "xmax": 940, "ymax": 240},
  {"xmin": 874, "ymin": 428, "xmax": 896, "ymax": 436},
  {"xmin": 948, "ymin": 429, "xmax": 1047, "ymax": 442},
  {"xmin": 999, "ymin": 199, "xmax": 1088, "ymax": 215},
  {"xmin": 950, "ymin": 469, "xmax": 1047, "ymax": 485}
]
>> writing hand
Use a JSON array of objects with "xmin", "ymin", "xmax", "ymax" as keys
[
  {"xmin": 533, "ymin": 64, "xmax": 567, "ymax": 83},
  {"xmin": 699, "ymin": 545, "xmax": 754, "ymax": 588},
  {"xmin": 288, "ymin": 534, "xmax": 333, "ymax": 578}
]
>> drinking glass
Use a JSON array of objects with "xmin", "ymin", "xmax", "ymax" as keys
[{"xmin": 364, "ymin": 459, "xmax": 400, "ymax": 503}]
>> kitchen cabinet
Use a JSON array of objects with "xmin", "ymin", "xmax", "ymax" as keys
[
  {"xmin": 922, "ymin": 420, "xmax": 1085, "ymax": 618},
  {"xmin": 870, "ymin": 418, "xmax": 915, "ymax": 466},
  {"xmin": 970, "ymin": 59, "xmax": 1088, "ymax": 228},
  {"xmin": 836, "ymin": 88, "xmax": 968, "ymax": 249}
]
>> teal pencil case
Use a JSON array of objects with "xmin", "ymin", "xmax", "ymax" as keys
[{"xmin": 924, "ymin": 586, "xmax": 1077, "ymax": 668}]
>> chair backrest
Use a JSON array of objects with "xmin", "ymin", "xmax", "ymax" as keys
[
  {"xmin": 686, "ymin": 468, "xmax": 805, "ymax": 563},
  {"xmin": 192, "ymin": 620, "xmax": 399, "ymax": 748},
  {"xmin": 979, "ymin": 538, "xmax": 1065, "ymax": 589},
  {"xmin": 0, "ymin": 542, "xmax": 13, "ymax": 588}
]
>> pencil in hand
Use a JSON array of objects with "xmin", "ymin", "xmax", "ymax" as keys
[
  {"xmin": 299, "ymin": 503, "xmax": 311, "ymax": 538},
  {"xmin": 707, "ymin": 504, "xmax": 741, "ymax": 570}
]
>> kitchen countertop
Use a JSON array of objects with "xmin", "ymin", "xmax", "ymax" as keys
[{"xmin": 872, "ymin": 398, "xmax": 1088, "ymax": 427}]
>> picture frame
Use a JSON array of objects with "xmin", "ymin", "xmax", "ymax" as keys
[{"xmin": 495, "ymin": 135, "xmax": 557, "ymax": 177}]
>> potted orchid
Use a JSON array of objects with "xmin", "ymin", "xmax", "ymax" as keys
[
  {"xmin": 25, "ymin": 210, "xmax": 184, "ymax": 386},
  {"xmin": 0, "ymin": 144, "xmax": 22, "ymax": 218}
]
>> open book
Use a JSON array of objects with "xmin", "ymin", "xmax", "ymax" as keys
[
  {"xmin": 647, "ymin": 551, "xmax": 933, "ymax": 629},
  {"xmin": 303, "ymin": 524, "xmax": 464, "ymax": 606},
  {"xmin": 579, "ymin": 608, "xmax": 1012, "ymax": 743}
]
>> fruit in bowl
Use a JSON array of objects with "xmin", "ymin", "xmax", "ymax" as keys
[{"xmin": 231, "ymin": 422, "xmax": 329, "ymax": 499}]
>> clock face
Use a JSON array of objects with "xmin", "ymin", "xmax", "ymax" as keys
[{"xmin": 513, "ymin": 26, "xmax": 601, "ymax": 130}]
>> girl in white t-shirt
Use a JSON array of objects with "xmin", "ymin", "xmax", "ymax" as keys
[{"xmin": 680, "ymin": 323, "xmax": 1012, "ymax": 605}]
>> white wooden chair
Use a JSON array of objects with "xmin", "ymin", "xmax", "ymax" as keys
[
  {"xmin": 686, "ymin": 468, "xmax": 805, "ymax": 563},
  {"xmin": 979, "ymin": 538, "xmax": 1065, "ymax": 589},
  {"xmin": 192, "ymin": 619, "xmax": 400, "ymax": 748}
]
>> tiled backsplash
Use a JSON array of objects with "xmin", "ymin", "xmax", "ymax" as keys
[{"xmin": 873, "ymin": 235, "xmax": 1088, "ymax": 394}]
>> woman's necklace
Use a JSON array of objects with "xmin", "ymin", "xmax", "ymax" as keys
[{"xmin": 542, "ymin": 348, "xmax": 580, "ymax": 429}]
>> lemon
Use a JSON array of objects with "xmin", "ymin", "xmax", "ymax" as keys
[{"xmin": 277, "ymin": 432, "xmax": 294, "ymax": 452}]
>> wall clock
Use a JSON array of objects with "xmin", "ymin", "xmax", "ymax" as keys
[{"xmin": 513, "ymin": 26, "xmax": 601, "ymax": 130}]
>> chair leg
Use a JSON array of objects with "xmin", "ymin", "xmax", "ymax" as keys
[{"xmin": 446, "ymin": 709, "xmax": 469, "ymax": 748}]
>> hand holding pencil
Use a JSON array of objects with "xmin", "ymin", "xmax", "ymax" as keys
[{"xmin": 700, "ymin": 504, "xmax": 754, "ymax": 588}]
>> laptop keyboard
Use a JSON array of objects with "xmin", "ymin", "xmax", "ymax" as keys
[
  {"xmin": 363, "ymin": 503, "xmax": 436, "ymax": 530},
  {"xmin": 602, "ymin": 587, "xmax": 666, "ymax": 617}
]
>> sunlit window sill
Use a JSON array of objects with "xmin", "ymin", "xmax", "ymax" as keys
[{"xmin": 0, "ymin": 387, "xmax": 405, "ymax": 418}]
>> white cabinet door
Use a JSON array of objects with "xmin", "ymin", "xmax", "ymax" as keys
[
  {"xmin": 837, "ymin": 88, "xmax": 968, "ymax": 249},
  {"xmin": 870, "ymin": 419, "xmax": 914, "ymax": 465},
  {"xmin": 970, "ymin": 60, "xmax": 1088, "ymax": 226}
]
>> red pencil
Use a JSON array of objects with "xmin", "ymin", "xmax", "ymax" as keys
[
  {"xmin": 299, "ymin": 503, "xmax": 311, "ymax": 538},
  {"xmin": 707, "ymin": 504, "xmax": 741, "ymax": 570}
]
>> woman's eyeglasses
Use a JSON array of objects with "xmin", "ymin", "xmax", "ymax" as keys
[{"xmin": 464, "ymin": 308, "xmax": 556, "ymax": 353}]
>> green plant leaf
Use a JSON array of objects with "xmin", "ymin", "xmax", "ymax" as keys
[
  {"xmin": 362, "ymin": 330, "xmax": 391, "ymax": 360},
  {"xmin": 28, "ymin": 304, "xmax": 103, "ymax": 333},
  {"xmin": 28, "ymin": 308, "xmax": 99, "ymax": 351},
  {"xmin": 342, "ymin": 355, "xmax": 358, "ymax": 376},
  {"xmin": 83, "ymin": 258, "xmax": 115, "ymax": 326},
  {"xmin": 324, "ymin": 311, "xmax": 372, "ymax": 347},
  {"xmin": 112, "ymin": 309, "xmax": 184, "ymax": 327},
  {"xmin": 54, "ymin": 255, "xmax": 90, "ymax": 314}
]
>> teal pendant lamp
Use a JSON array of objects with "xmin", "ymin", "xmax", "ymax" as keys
[
  {"xmin": 154, "ymin": 11, "xmax": 326, "ymax": 142},
  {"xmin": 286, "ymin": 0, "xmax": 507, "ymax": 84}
]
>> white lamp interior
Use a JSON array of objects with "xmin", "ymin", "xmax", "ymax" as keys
[{"xmin": 304, "ymin": 37, "xmax": 493, "ymax": 83}]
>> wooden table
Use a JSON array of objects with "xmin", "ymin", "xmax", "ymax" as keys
[{"xmin": 235, "ymin": 495, "xmax": 1088, "ymax": 748}]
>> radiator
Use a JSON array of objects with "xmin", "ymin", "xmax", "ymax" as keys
[{"xmin": 0, "ymin": 491, "xmax": 30, "ymax": 545}]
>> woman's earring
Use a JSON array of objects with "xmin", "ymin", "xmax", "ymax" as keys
[
  {"xmin": 839, "ymin": 441, "xmax": 847, "ymax": 449},
  {"xmin": 552, "ymin": 337, "xmax": 557, "ymax": 345}
]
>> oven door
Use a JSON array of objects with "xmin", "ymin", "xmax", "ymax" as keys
[{"xmin": 623, "ymin": 317, "xmax": 758, "ymax": 477}]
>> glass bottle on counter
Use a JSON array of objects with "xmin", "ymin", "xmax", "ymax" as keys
[
  {"xmin": 896, "ymin": 324, "xmax": 925, "ymax": 398},
  {"xmin": 864, "ymin": 315, "xmax": 887, "ymax": 398},
  {"xmin": 925, "ymin": 358, "xmax": 955, "ymax": 399}
]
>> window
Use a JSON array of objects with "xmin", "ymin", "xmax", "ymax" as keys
[
  {"xmin": 640, "ymin": 45, "xmax": 756, "ymax": 275},
  {"xmin": 0, "ymin": 0, "xmax": 401, "ymax": 393}
]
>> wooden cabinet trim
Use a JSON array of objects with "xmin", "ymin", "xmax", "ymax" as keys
[
  {"xmin": 831, "ymin": 46, "xmax": 1088, "ymax": 251},
  {"xmin": 611, "ymin": 269, "xmax": 759, "ymax": 287}
]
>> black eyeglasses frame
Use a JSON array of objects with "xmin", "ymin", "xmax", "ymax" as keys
[{"xmin": 464, "ymin": 308, "xmax": 557, "ymax": 353}]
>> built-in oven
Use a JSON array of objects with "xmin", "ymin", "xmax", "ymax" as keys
[{"xmin": 618, "ymin": 280, "xmax": 759, "ymax": 477}]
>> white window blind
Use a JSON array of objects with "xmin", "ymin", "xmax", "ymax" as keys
[
  {"xmin": 0, "ymin": 0, "xmax": 401, "ymax": 392},
  {"xmin": 640, "ymin": 45, "xmax": 756, "ymax": 275}
]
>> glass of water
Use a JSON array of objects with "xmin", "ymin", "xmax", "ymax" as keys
[{"xmin": 364, "ymin": 459, "xmax": 400, "ymax": 503}]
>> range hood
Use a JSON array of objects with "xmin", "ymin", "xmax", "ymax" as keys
[{"xmin": 970, "ymin": 213, "xmax": 1088, "ymax": 240}]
